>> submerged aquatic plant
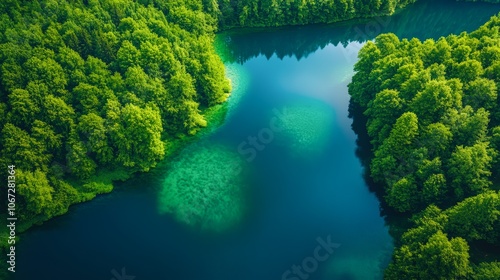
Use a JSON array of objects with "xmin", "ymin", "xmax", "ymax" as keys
[
  {"xmin": 158, "ymin": 142, "xmax": 246, "ymax": 231},
  {"xmin": 277, "ymin": 102, "xmax": 334, "ymax": 157}
]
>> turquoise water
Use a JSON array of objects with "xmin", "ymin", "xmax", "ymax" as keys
[{"xmin": 14, "ymin": 1, "xmax": 500, "ymax": 279}]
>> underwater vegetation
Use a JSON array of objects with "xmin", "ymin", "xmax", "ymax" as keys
[{"xmin": 158, "ymin": 142, "xmax": 247, "ymax": 231}]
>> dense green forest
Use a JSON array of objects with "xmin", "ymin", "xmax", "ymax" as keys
[
  {"xmin": 215, "ymin": 0, "xmax": 417, "ymax": 29},
  {"xmin": 0, "ymin": 0, "xmax": 232, "ymax": 253},
  {"xmin": 0, "ymin": 0, "xmax": 424, "ymax": 245},
  {"xmin": 218, "ymin": 0, "xmax": 499, "ymax": 64},
  {"xmin": 349, "ymin": 14, "xmax": 500, "ymax": 278},
  {"xmin": 1, "ymin": 0, "xmax": 500, "ymax": 278},
  {"xmin": 0, "ymin": 4, "xmax": 405, "ymax": 276}
]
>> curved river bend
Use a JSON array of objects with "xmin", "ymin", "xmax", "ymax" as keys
[{"xmin": 15, "ymin": 1, "xmax": 499, "ymax": 279}]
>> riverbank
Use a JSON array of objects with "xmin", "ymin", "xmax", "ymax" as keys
[
  {"xmin": 0, "ymin": 0, "xmax": 421, "ymax": 259},
  {"xmin": 3, "ymin": 1, "xmax": 499, "ymax": 279}
]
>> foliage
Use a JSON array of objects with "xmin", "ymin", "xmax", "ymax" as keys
[
  {"xmin": 349, "ymin": 13, "xmax": 500, "ymax": 279},
  {"xmin": 0, "ymin": 0, "xmax": 230, "ymax": 229},
  {"xmin": 386, "ymin": 230, "xmax": 472, "ymax": 279},
  {"xmin": 216, "ymin": 0, "xmax": 418, "ymax": 29},
  {"xmin": 0, "ymin": 0, "xmax": 450, "ymax": 235},
  {"xmin": 1, "ymin": 0, "xmax": 499, "ymax": 277},
  {"xmin": 350, "ymin": 13, "xmax": 500, "ymax": 212}
]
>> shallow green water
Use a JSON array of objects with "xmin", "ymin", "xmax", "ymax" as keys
[{"xmin": 14, "ymin": 1, "xmax": 500, "ymax": 279}]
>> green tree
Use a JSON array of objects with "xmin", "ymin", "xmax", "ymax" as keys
[
  {"xmin": 420, "ymin": 123, "xmax": 452, "ymax": 158},
  {"xmin": 399, "ymin": 68, "xmax": 431, "ymax": 101},
  {"xmin": 42, "ymin": 94, "xmax": 75, "ymax": 134},
  {"xmin": 443, "ymin": 106, "xmax": 490, "ymax": 147},
  {"xmin": 116, "ymin": 40, "xmax": 140, "ymax": 71},
  {"xmin": 17, "ymin": 169, "xmax": 54, "ymax": 218},
  {"xmin": 410, "ymin": 80, "xmax": 455, "ymax": 124},
  {"xmin": 381, "ymin": 111, "xmax": 419, "ymax": 155},
  {"xmin": 386, "ymin": 230, "xmax": 471, "ymax": 279},
  {"xmin": 422, "ymin": 173, "xmax": 447, "ymax": 204},
  {"xmin": 447, "ymin": 142, "xmax": 494, "ymax": 199},
  {"xmin": 72, "ymin": 83, "xmax": 102, "ymax": 114},
  {"xmin": 24, "ymin": 54, "xmax": 68, "ymax": 97},
  {"xmin": 474, "ymin": 262, "xmax": 500, "ymax": 280},
  {"xmin": 0, "ymin": 123, "xmax": 50, "ymax": 171},
  {"xmin": 463, "ymin": 77, "xmax": 497, "ymax": 110},
  {"xmin": 7, "ymin": 88, "xmax": 40, "ymax": 127},
  {"xmin": 349, "ymin": 41, "xmax": 381, "ymax": 106},
  {"xmin": 445, "ymin": 191, "xmax": 500, "ymax": 243},
  {"xmin": 77, "ymin": 113, "xmax": 113, "ymax": 164},
  {"xmin": 386, "ymin": 176, "xmax": 419, "ymax": 212},
  {"xmin": 452, "ymin": 59, "xmax": 483, "ymax": 83},
  {"xmin": 1, "ymin": 60, "xmax": 25, "ymax": 92},
  {"xmin": 66, "ymin": 132, "xmax": 97, "ymax": 179},
  {"xmin": 365, "ymin": 89, "xmax": 403, "ymax": 146},
  {"xmin": 109, "ymin": 104, "xmax": 165, "ymax": 171},
  {"xmin": 31, "ymin": 120, "xmax": 62, "ymax": 155},
  {"xmin": 371, "ymin": 112, "xmax": 419, "ymax": 184}
]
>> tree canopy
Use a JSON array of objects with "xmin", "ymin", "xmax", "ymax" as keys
[
  {"xmin": 349, "ymin": 13, "xmax": 500, "ymax": 279},
  {"xmin": 215, "ymin": 0, "xmax": 417, "ymax": 29},
  {"xmin": 1, "ymin": 1, "xmax": 499, "ymax": 279},
  {"xmin": 0, "ymin": 0, "xmax": 445, "ymax": 233},
  {"xmin": 0, "ymin": 0, "xmax": 231, "ymax": 223}
]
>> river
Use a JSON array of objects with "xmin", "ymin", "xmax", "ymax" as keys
[{"xmin": 14, "ymin": 0, "xmax": 500, "ymax": 279}]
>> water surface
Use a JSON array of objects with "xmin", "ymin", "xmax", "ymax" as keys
[{"xmin": 15, "ymin": 1, "xmax": 500, "ymax": 279}]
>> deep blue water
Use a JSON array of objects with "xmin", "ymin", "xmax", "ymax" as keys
[{"xmin": 14, "ymin": 1, "xmax": 500, "ymax": 280}]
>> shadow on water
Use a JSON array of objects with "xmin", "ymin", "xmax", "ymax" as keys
[
  {"xmin": 348, "ymin": 100, "xmax": 413, "ymax": 244},
  {"xmin": 219, "ymin": 0, "xmax": 500, "ymax": 64}
]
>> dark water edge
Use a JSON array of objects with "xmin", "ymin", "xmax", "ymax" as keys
[
  {"xmin": 348, "ymin": 101, "xmax": 415, "ymax": 245},
  {"xmin": 219, "ymin": 0, "xmax": 500, "ymax": 64}
]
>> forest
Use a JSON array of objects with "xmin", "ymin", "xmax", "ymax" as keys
[
  {"xmin": 349, "ymin": 14, "xmax": 500, "ymax": 278},
  {"xmin": 0, "ymin": 0, "xmax": 427, "ymax": 246},
  {"xmin": 217, "ymin": 0, "xmax": 498, "ymax": 64},
  {"xmin": 215, "ymin": 0, "xmax": 418, "ymax": 29},
  {"xmin": 1, "ymin": 0, "xmax": 500, "ymax": 279},
  {"xmin": 0, "ymin": 0, "xmax": 232, "ymax": 253}
]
